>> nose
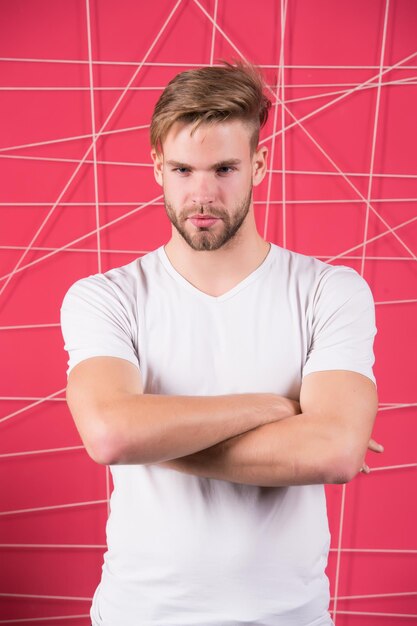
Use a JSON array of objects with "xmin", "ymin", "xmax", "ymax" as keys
[{"xmin": 190, "ymin": 174, "xmax": 216, "ymax": 207}]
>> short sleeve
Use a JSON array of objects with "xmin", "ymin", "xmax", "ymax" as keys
[
  {"xmin": 302, "ymin": 267, "xmax": 377, "ymax": 385},
  {"xmin": 60, "ymin": 274, "xmax": 139, "ymax": 378}
]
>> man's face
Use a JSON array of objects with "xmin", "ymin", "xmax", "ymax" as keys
[{"xmin": 152, "ymin": 119, "xmax": 264, "ymax": 251}]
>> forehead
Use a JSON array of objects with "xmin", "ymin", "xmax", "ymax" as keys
[{"xmin": 161, "ymin": 119, "xmax": 253, "ymax": 163}]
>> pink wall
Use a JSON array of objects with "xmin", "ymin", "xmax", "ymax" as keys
[{"xmin": 1, "ymin": 0, "xmax": 416, "ymax": 624}]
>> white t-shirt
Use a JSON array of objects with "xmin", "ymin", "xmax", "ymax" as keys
[{"xmin": 60, "ymin": 243, "xmax": 376, "ymax": 626}]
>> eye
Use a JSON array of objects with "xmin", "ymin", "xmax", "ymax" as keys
[
  {"xmin": 173, "ymin": 167, "xmax": 190, "ymax": 175},
  {"xmin": 216, "ymin": 166, "xmax": 235, "ymax": 175}
]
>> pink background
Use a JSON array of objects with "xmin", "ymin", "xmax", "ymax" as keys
[{"xmin": 0, "ymin": 0, "xmax": 416, "ymax": 624}]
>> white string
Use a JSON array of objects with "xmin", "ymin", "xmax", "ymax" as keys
[
  {"xmin": 0, "ymin": 615, "xmax": 90, "ymax": 624},
  {"xmin": 3, "ymin": 395, "xmax": 413, "ymax": 404},
  {"xmin": 0, "ymin": 193, "xmax": 163, "ymax": 282},
  {"xmin": 191, "ymin": 0, "xmax": 417, "ymax": 264},
  {"xmin": 85, "ymin": 0, "xmax": 101, "ymax": 275},
  {"xmin": 2, "ymin": 544, "xmax": 415, "ymax": 552},
  {"xmin": 283, "ymin": 78, "xmax": 417, "ymax": 106},
  {"xmin": 2, "ymin": 56, "xmax": 417, "ymax": 69},
  {"xmin": 0, "ymin": 592, "xmax": 91, "ymax": 602},
  {"xmin": 324, "ymin": 214, "xmax": 417, "ymax": 264},
  {"xmin": 1, "ymin": 3, "xmax": 415, "ymax": 616},
  {"xmin": 105, "ymin": 464, "xmax": 111, "ymax": 519},
  {"xmin": 317, "ymin": 256, "xmax": 417, "ymax": 261},
  {"xmin": 378, "ymin": 403, "xmax": 417, "ymax": 410},
  {"xmin": 1, "ymin": 245, "xmax": 417, "ymax": 264},
  {"xmin": 280, "ymin": 98, "xmax": 417, "ymax": 260},
  {"xmin": 276, "ymin": 101, "xmax": 417, "ymax": 263},
  {"xmin": 262, "ymin": 0, "xmax": 287, "ymax": 241},
  {"xmin": 2, "ymin": 153, "xmax": 415, "ymax": 177},
  {"xmin": 0, "ymin": 124, "xmax": 149, "ymax": 154},
  {"xmin": 0, "ymin": 396, "xmax": 65, "ymax": 401},
  {"xmin": 369, "ymin": 462, "xmax": 417, "ymax": 472},
  {"xmin": 0, "ymin": 323, "xmax": 60, "ymax": 330},
  {"xmin": 280, "ymin": 76, "xmax": 417, "ymax": 88},
  {"xmin": 0, "ymin": 86, "xmax": 168, "ymax": 91},
  {"xmin": 2, "ymin": 247, "xmax": 416, "ymax": 262},
  {"xmin": 330, "ymin": 611, "xmax": 417, "ymax": 618},
  {"xmin": 332, "ymin": 483, "xmax": 346, "ymax": 623},
  {"xmin": 0, "ymin": 499, "xmax": 108, "ymax": 517},
  {"xmin": 0, "ymin": 0, "xmax": 183, "ymax": 300},
  {"xmin": 329, "ymin": 547, "xmax": 417, "ymax": 554},
  {"xmin": 331, "ymin": 591, "xmax": 417, "ymax": 601},
  {"xmin": 264, "ymin": 168, "xmax": 417, "ymax": 178},
  {"xmin": 0, "ymin": 388, "xmax": 66, "ymax": 424},
  {"xmin": 375, "ymin": 299, "xmax": 417, "ymax": 305},
  {"xmin": 0, "ymin": 445, "xmax": 84, "ymax": 459},
  {"xmin": 332, "ymin": 12, "xmax": 390, "ymax": 616},
  {"xmin": 259, "ymin": 50, "xmax": 417, "ymax": 145},
  {"xmin": 0, "ymin": 153, "xmax": 152, "ymax": 167},
  {"xmin": 0, "ymin": 245, "xmax": 149, "ymax": 255},
  {"xmin": 0, "ymin": 543, "xmax": 107, "ymax": 550},
  {"xmin": 267, "ymin": 88, "xmax": 417, "ymax": 272},
  {"xmin": 85, "ymin": 2, "xmax": 109, "ymax": 530},
  {"xmin": 3, "ymin": 195, "xmax": 417, "ymax": 207},
  {"xmin": 209, "ymin": 0, "xmax": 218, "ymax": 66},
  {"xmin": 2, "ymin": 196, "xmax": 417, "ymax": 206},
  {"xmin": 360, "ymin": 0, "xmax": 390, "ymax": 278},
  {"xmin": 0, "ymin": 77, "xmax": 415, "ymax": 92},
  {"xmin": 280, "ymin": 0, "xmax": 287, "ymax": 249}
]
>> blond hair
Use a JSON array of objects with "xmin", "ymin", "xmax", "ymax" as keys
[{"xmin": 150, "ymin": 60, "xmax": 271, "ymax": 155}]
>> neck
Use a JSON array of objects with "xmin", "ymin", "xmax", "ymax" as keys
[{"xmin": 163, "ymin": 212, "xmax": 270, "ymax": 297}]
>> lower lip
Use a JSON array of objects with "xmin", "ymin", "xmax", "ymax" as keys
[{"xmin": 189, "ymin": 217, "xmax": 220, "ymax": 228}]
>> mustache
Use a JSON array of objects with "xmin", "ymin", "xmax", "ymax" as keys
[{"xmin": 181, "ymin": 206, "xmax": 226, "ymax": 219}]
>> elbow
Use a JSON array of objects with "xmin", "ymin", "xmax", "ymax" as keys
[
  {"xmin": 322, "ymin": 447, "xmax": 364, "ymax": 485},
  {"xmin": 83, "ymin": 427, "xmax": 122, "ymax": 466},
  {"xmin": 67, "ymin": 383, "xmax": 146, "ymax": 465},
  {"xmin": 325, "ymin": 465, "xmax": 357, "ymax": 485},
  {"xmin": 81, "ymin": 417, "xmax": 138, "ymax": 466}
]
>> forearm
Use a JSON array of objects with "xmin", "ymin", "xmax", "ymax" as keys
[
  {"xmin": 156, "ymin": 412, "xmax": 362, "ymax": 487},
  {"xmin": 105, "ymin": 392, "xmax": 299, "ymax": 465},
  {"xmin": 67, "ymin": 359, "xmax": 299, "ymax": 466},
  {"xmin": 157, "ymin": 371, "xmax": 379, "ymax": 486}
]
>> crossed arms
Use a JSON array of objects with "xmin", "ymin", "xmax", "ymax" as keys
[{"xmin": 66, "ymin": 356, "xmax": 381, "ymax": 487}]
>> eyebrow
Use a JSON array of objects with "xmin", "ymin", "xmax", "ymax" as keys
[{"xmin": 166, "ymin": 159, "xmax": 242, "ymax": 170}]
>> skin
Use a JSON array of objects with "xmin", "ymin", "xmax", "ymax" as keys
[
  {"xmin": 151, "ymin": 119, "xmax": 271, "ymax": 297},
  {"xmin": 148, "ymin": 118, "xmax": 383, "ymax": 480},
  {"xmin": 66, "ymin": 116, "xmax": 383, "ymax": 484}
]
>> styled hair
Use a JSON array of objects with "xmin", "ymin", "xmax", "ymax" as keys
[{"xmin": 150, "ymin": 60, "xmax": 271, "ymax": 155}]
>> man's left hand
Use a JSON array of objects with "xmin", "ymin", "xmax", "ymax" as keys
[{"xmin": 361, "ymin": 438, "xmax": 384, "ymax": 474}]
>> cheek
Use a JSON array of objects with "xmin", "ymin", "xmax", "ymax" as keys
[
  {"xmin": 163, "ymin": 177, "xmax": 184, "ymax": 201},
  {"xmin": 222, "ymin": 173, "xmax": 251, "ymax": 200}
]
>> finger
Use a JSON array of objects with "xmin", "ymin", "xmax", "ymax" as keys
[
  {"xmin": 368, "ymin": 439, "xmax": 384, "ymax": 453},
  {"xmin": 360, "ymin": 464, "xmax": 370, "ymax": 474}
]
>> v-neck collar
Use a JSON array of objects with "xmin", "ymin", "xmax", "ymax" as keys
[{"xmin": 157, "ymin": 243, "xmax": 275, "ymax": 303}]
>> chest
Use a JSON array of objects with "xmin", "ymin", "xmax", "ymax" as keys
[{"xmin": 136, "ymin": 279, "xmax": 309, "ymax": 399}]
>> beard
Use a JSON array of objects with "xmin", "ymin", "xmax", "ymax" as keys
[{"xmin": 164, "ymin": 185, "xmax": 253, "ymax": 251}]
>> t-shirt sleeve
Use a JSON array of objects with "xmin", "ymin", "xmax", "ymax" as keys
[
  {"xmin": 302, "ymin": 266, "xmax": 377, "ymax": 385},
  {"xmin": 60, "ymin": 274, "xmax": 139, "ymax": 378}
]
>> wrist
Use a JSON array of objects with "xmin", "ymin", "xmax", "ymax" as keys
[{"xmin": 270, "ymin": 395, "xmax": 300, "ymax": 420}]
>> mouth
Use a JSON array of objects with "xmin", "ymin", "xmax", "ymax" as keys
[{"xmin": 188, "ymin": 215, "xmax": 222, "ymax": 228}]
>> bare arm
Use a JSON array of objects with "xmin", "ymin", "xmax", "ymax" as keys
[
  {"xmin": 154, "ymin": 370, "xmax": 380, "ymax": 486},
  {"xmin": 66, "ymin": 356, "xmax": 300, "ymax": 465}
]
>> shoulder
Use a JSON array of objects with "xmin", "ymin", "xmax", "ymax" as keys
[
  {"xmin": 61, "ymin": 248, "xmax": 161, "ymax": 311},
  {"xmin": 270, "ymin": 244, "xmax": 371, "ymax": 295},
  {"xmin": 310, "ymin": 263, "xmax": 373, "ymax": 309}
]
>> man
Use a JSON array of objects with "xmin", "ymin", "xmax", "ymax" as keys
[{"xmin": 61, "ymin": 61, "xmax": 382, "ymax": 626}]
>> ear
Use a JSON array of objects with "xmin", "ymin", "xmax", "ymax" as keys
[
  {"xmin": 151, "ymin": 148, "xmax": 164, "ymax": 186},
  {"xmin": 252, "ymin": 145, "xmax": 268, "ymax": 187}
]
